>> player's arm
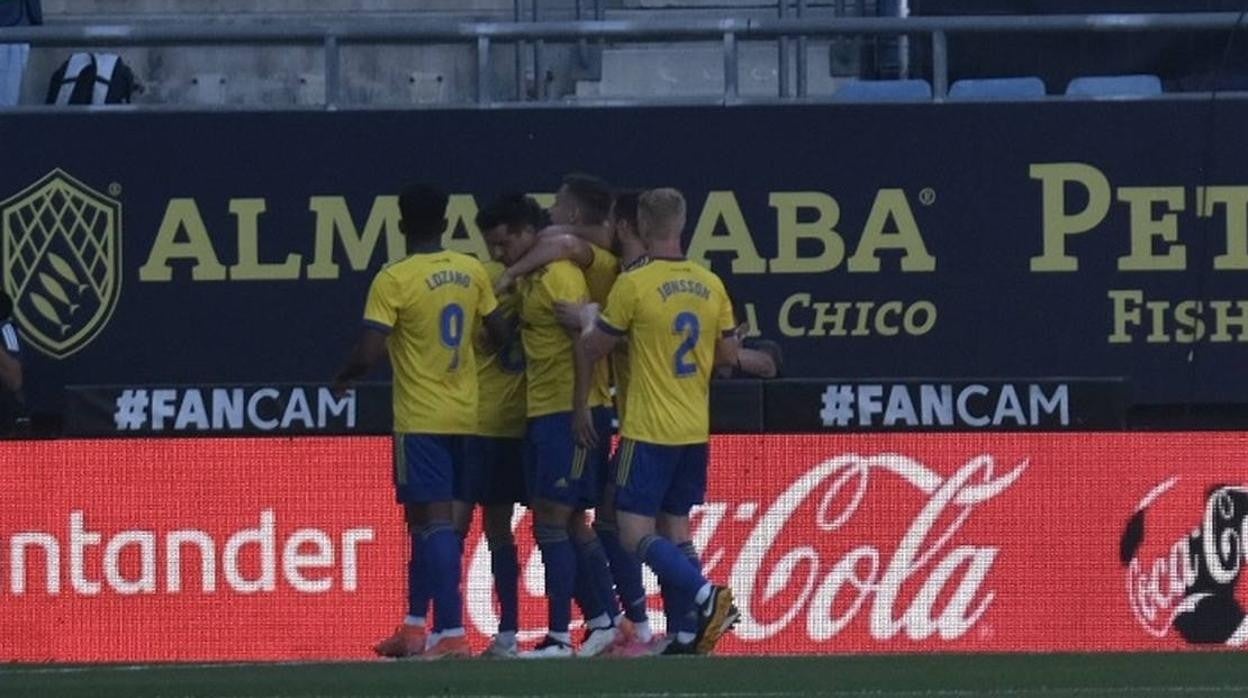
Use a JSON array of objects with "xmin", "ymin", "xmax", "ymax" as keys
[
  {"xmin": 332, "ymin": 328, "xmax": 387, "ymax": 396},
  {"xmin": 714, "ymin": 334, "xmax": 741, "ymax": 370},
  {"xmin": 333, "ymin": 271, "xmax": 396, "ymax": 396},
  {"xmin": 469, "ymin": 259, "xmax": 508, "ymax": 349},
  {"xmin": 717, "ymin": 347, "xmax": 776, "ymax": 378},
  {"xmin": 573, "ymin": 277, "xmax": 634, "ymax": 447},
  {"xmin": 495, "ymin": 233, "xmax": 594, "ymax": 294},
  {"xmin": 713, "ymin": 283, "xmax": 741, "ymax": 369},
  {"xmin": 573, "ymin": 327, "xmax": 620, "ymax": 448},
  {"xmin": 540, "ymin": 223, "xmax": 614, "ymax": 253},
  {"xmin": 553, "ymin": 300, "xmax": 600, "ymax": 333},
  {"xmin": 482, "ymin": 307, "xmax": 515, "ymax": 349}
]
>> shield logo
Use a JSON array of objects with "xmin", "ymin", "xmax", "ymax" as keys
[{"xmin": 1, "ymin": 169, "xmax": 122, "ymax": 359}]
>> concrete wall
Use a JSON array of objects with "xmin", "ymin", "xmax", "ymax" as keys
[{"xmin": 17, "ymin": 1, "xmax": 856, "ymax": 105}]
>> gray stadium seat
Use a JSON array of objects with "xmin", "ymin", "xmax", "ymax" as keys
[
  {"xmin": 1065, "ymin": 74, "xmax": 1163, "ymax": 97},
  {"xmin": 831, "ymin": 79, "xmax": 932, "ymax": 102},
  {"xmin": 948, "ymin": 77, "xmax": 1046, "ymax": 100}
]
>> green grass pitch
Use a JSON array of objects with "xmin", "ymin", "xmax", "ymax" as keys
[{"xmin": 6, "ymin": 654, "xmax": 1248, "ymax": 698}]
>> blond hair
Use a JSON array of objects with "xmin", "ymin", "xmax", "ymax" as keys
[{"xmin": 638, "ymin": 188, "xmax": 687, "ymax": 242}]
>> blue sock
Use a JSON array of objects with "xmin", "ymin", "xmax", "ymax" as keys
[
  {"xmin": 595, "ymin": 520, "xmax": 648, "ymax": 623},
  {"xmin": 584, "ymin": 536, "xmax": 624, "ymax": 619},
  {"xmin": 408, "ymin": 532, "xmax": 430, "ymax": 620},
  {"xmin": 535, "ymin": 522, "xmax": 575, "ymax": 634},
  {"xmin": 639, "ymin": 534, "xmax": 706, "ymax": 636},
  {"xmin": 676, "ymin": 541, "xmax": 703, "ymax": 636},
  {"xmin": 490, "ymin": 541, "xmax": 520, "ymax": 634},
  {"xmin": 421, "ymin": 522, "xmax": 463, "ymax": 633},
  {"xmin": 661, "ymin": 582, "xmax": 676, "ymax": 634},
  {"xmin": 574, "ymin": 545, "xmax": 605, "ymax": 622}
]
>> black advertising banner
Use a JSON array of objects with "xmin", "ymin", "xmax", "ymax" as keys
[
  {"xmin": 762, "ymin": 379, "xmax": 1129, "ymax": 432},
  {"xmin": 63, "ymin": 379, "xmax": 1123, "ymax": 436},
  {"xmin": 3, "ymin": 101, "xmax": 1248, "ymax": 420},
  {"xmin": 63, "ymin": 383, "xmax": 389, "ymax": 437},
  {"xmin": 60, "ymin": 381, "xmax": 767, "ymax": 436}
]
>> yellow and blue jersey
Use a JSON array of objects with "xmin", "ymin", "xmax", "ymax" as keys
[
  {"xmin": 476, "ymin": 261, "xmax": 527, "ymax": 438},
  {"xmin": 519, "ymin": 260, "xmax": 610, "ymax": 418},
  {"xmin": 363, "ymin": 250, "xmax": 498, "ymax": 435},
  {"xmin": 598, "ymin": 258, "xmax": 736, "ymax": 445},
  {"xmin": 609, "ymin": 254, "xmax": 648, "ymax": 424},
  {"xmin": 582, "ymin": 244, "xmax": 619, "ymax": 412},
  {"xmin": 583, "ymin": 243, "xmax": 619, "ymax": 307}
]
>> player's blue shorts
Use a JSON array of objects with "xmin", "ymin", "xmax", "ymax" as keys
[
  {"xmin": 392, "ymin": 433, "xmax": 466, "ymax": 504},
  {"xmin": 525, "ymin": 407, "xmax": 615, "ymax": 508},
  {"xmin": 613, "ymin": 438, "xmax": 709, "ymax": 517},
  {"xmin": 462, "ymin": 436, "xmax": 527, "ymax": 506}
]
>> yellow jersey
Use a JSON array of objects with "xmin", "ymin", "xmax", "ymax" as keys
[
  {"xmin": 519, "ymin": 260, "xmax": 610, "ymax": 418},
  {"xmin": 609, "ymin": 254, "xmax": 648, "ymax": 424},
  {"xmin": 583, "ymin": 243, "xmax": 619, "ymax": 306},
  {"xmin": 476, "ymin": 261, "xmax": 527, "ymax": 438},
  {"xmin": 598, "ymin": 258, "xmax": 735, "ymax": 445},
  {"xmin": 582, "ymin": 244, "xmax": 619, "ymax": 411},
  {"xmin": 363, "ymin": 250, "xmax": 498, "ymax": 435}
]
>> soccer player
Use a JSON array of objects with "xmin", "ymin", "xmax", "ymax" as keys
[
  {"xmin": 333, "ymin": 184, "xmax": 507, "ymax": 660},
  {"xmin": 466, "ymin": 199, "xmax": 533, "ymax": 659},
  {"xmin": 481, "ymin": 193, "xmax": 615, "ymax": 658},
  {"xmin": 572, "ymin": 188, "xmax": 740, "ymax": 655},
  {"xmin": 496, "ymin": 189, "xmax": 655, "ymax": 651},
  {"xmin": 494, "ymin": 173, "xmax": 618, "ymax": 296}
]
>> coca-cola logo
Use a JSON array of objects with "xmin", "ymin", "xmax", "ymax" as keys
[
  {"xmin": 1121, "ymin": 478, "xmax": 1248, "ymax": 645},
  {"xmin": 463, "ymin": 452, "xmax": 1027, "ymax": 645}
]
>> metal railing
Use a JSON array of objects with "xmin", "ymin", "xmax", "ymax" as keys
[{"xmin": 1, "ymin": 12, "xmax": 1245, "ymax": 108}]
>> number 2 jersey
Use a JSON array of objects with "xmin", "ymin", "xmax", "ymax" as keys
[
  {"xmin": 597, "ymin": 258, "xmax": 735, "ymax": 445},
  {"xmin": 363, "ymin": 250, "xmax": 498, "ymax": 435}
]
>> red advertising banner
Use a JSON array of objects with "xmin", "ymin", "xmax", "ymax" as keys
[{"xmin": 1, "ymin": 434, "xmax": 1246, "ymax": 661}]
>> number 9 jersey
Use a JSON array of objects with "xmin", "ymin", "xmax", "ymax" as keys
[
  {"xmin": 596, "ymin": 258, "xmax": 735, "ymax": 445},
  {"xmin": 363, "ymin": 251, "xmax": 499, "ymax": 435}
]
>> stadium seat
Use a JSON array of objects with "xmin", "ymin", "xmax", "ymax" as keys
[
  {"xmin": 948, "ymin": 77, "xmax": 1046, "ymax": 100},
  {"xmin": 831, "ymin": 79, "xmax": 932, "ymax": 102},
  {"xmin": 1065, "ymin": 74, "xmax": 1163, "ymax": 97}
]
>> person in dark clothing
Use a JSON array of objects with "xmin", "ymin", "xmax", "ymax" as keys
[{"xmin": 0, "ymin": 290, "xmax": 25, "ymax": 436}]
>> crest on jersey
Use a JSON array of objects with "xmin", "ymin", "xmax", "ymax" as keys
[{"xmin": 1, "ymin": 169, "xmax": 122, "ymax": 358}]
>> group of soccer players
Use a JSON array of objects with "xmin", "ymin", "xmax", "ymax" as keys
[{"xmin": 332, "ymin": 174, "xmax": 742, "ymax": 659}]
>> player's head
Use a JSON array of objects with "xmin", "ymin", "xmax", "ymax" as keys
[
  {"xmin": 398, "ymin": 184, "xmax": 449, "ymax": 243},
  {"xmin": 477, "ymin": 193, "xmax": 544, "ymax": 265},
  {"xmin": 551, "ymin": 172, "xmax": 612, "ymax": 227},
  {"xmin": 638, "ymin": 188, "xmax": 687, "ymax": 245},
  {"xmin": 609, "ymin": 188, "xmax": 641, "ymax": 252}
]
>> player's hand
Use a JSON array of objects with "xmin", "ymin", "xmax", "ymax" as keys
[
  {"xmin": 494, "ymin": 270, "xmax": 516, "ymax": 295},
  {"xmin": 573, "ymin": 406, "xmax": 598, "ymax": 449},
  {"xmin": 579, "ymin": 303, "xmax": 601, "ymax": 336},
  {"xmin": 554, "ymin": 301, "xmax": 598, "ymax": 332},
  {"xmin": 553, "ymin": 300, "xmax": 580, "ymax": 327}
]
